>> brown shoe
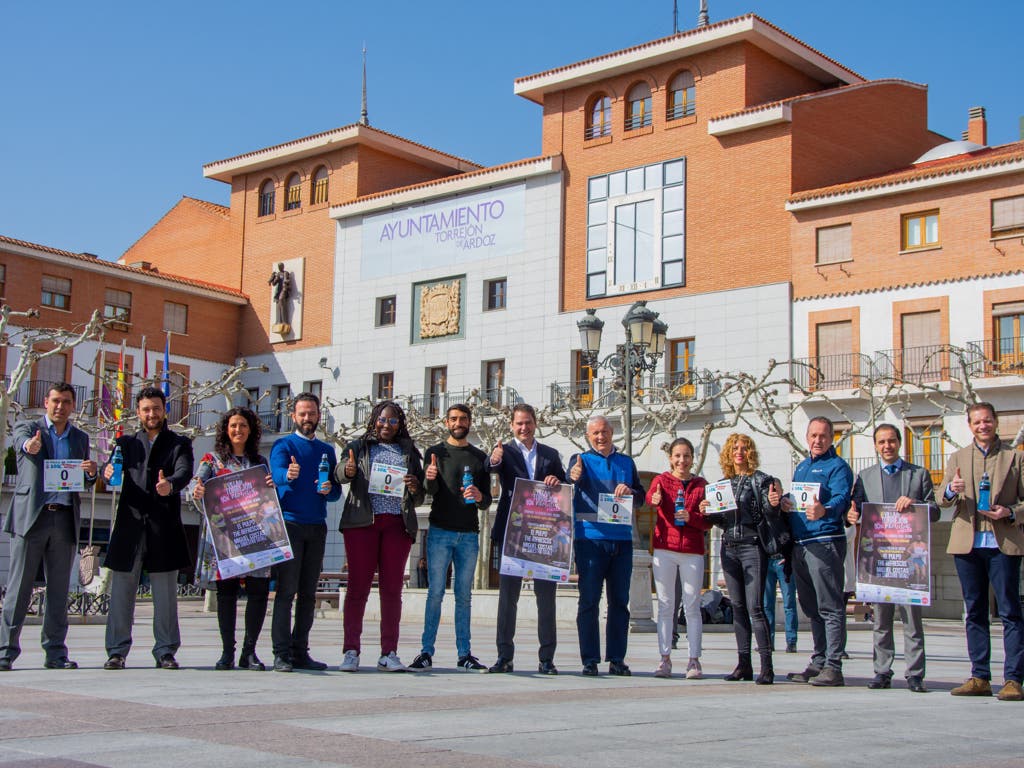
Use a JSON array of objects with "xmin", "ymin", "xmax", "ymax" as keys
[
  {"xmin": 996, "ymin": 680, "xmax": 1024, "ymax": 701},
  {"xmin": 950, "ymin": 677, "xmax": 992, "ymax": 696}
]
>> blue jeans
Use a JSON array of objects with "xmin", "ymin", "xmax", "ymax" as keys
[
  {"xmin": 421, "ymin": 526, "xmax": 479, "ymax": 659},
  {"xmin": 763, "ymin": 556, "xmax": 798, "ymax": 648},
  {"xmin": 574, "ymin": 537, "xmax": 632, "ymax": 666},
  {"xmin": 954, "ymin": 548, "xmax": 1024, "ymax": 683}
]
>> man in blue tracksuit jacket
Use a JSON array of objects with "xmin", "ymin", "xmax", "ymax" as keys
[
  {"xmin": 775, "ymin": 415, "xmax": 853, "ymax": 687},
  {"xmin": 568, "ymin": 415, "xmax": 645, "ymax": 677}
]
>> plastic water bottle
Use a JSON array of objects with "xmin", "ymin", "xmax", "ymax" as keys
[
  {"xmin": 462, "ymin": 465, "xmax": 475, "ymax": 505},
  {"xmin": 109, "ymin": 445, "xmax": 123, "ymax": 488},
  {"xmin": 674, "ymin": 488, "xmax": 686, "ymax": 528},
  {"xmin": 318, "ymin": 453, "xmax": 329, "ymax": 488},
  {"xmin": 978, "ymin": 472, "xmax": 991, "ymax": 512}
]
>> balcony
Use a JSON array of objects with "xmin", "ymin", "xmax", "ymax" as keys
[
  {"xmin": 964, "ymin": 336, "xmax": 1024, "ymax": 378},
  {"xmin": 16, "ymin": 379, "xmax": 87, "ymax": 410},
  {"xmin": 548, "ymin": 370, "xmax": 714, "ymax": 409},
  {"xmin": 257, "ymin": 409, "xmax": 288, "ymax": 434},
  {"xmin": 843, "ymin": 453, "xmax": 948, "ymax": 487},
  {"xmin": 873, "ymin": 345, "xmax": 952, "ymax": 385},
  {"xmin": 790, "ymin": 354, "xmax": 868, "ymax": 391}
]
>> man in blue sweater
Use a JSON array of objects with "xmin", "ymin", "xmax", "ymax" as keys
[
  {"xmin": 773, "ymin": 416, "xmax": 853, "ymax": 687},
  {"xmin": 568, "ymin": 415, "xmax": 645, "ymax": 677},
  {"xmin": 269, "ymin": 393, "xmax": 341, "ymax": 672}
]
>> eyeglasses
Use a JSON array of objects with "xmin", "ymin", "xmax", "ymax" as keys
[{"xmin": 376, "ymin": 417, "xmax": 400, "ymax": 426}]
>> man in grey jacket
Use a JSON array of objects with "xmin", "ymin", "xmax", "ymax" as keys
[{"xmin": 848, "ymin": 423, "xmax": 939, "ymax": 693}]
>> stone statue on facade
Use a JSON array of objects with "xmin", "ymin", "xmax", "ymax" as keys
[{"xmin": 268, "ymin": 262, "xmax": 293, "ymax": 335}]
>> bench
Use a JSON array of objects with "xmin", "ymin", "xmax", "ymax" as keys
[{"xmin": 315, "ymin": 571, "xmax": 344, "ymax": 616}]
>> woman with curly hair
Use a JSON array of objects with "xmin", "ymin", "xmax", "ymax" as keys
[
  {"xmin": 336, "ymin": 401, "xmax": 425, "ymax": 672},
  {"xmin": 191, "ymin": 407, "xmax": 274, "ymax": 670},
  {"xmin": 700, "ymin": 433, "xmax": 784, "ymax": 684}
]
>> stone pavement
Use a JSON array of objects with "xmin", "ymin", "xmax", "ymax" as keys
[{"xmin": 0, "ymin": 601, "xmax": 1019, "ymax": 768}]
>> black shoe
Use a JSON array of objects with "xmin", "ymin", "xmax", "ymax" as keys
[
  {"xmin": 608, "ymin": 661, "xmax": 631, "ymax": 676},
  {"xmin": 273, "ymin": 655, "xmax": 294, "ymax": 673},
  {"xmin": 215, "ymin": 651, "xmax": 234, "ymax": 671},
  {"xmin": 785, "ymin": 642, "xmax": 798, "ymax": 654},
  {"xmin": 103, "ymin": 655, "xmax": 125, "ymax": 670},
  {"xmin": 724, "ymin": 654, "xmax": 753, "ymax": 681},
  {"xmin": 156, "ymin": 654, "xmax": 179, "ymax": 670},
  {"xmin": 0, "ymin": 658, "xmax": 12, "ymax": 671},
  {"xmin": 538, "ymin": 660, "xmax": 558, "ymax": 675},
  {"xmin": 43, "ymin": 658, "xmax": 78, "ymax": 670},
  {"xmin": 867, "ymin": 673, "xmax": 892, "ymax": 690},
  {"xmin": 786, "ymin": 665, "xmax": 821, "ymax": 683},
  {"xmin": 238, "ymin": 651, "xmax": 265, "ymax": 671},
  {"xmin": 907, "ymin": 676, "xmax": 927, "ymax": 693},
  {"xmin": 809, "ymin": 667, "xmax": 845, "ymax": 687},
  {"xmin": 756, "ymin": 653, "xmax": 774, "ymax": 685},
  {"xmin": 582, "ymin": 662, "xmax": 599, "ymax": 676},
  {"xmin": 292, "ymin": 654, "xmax": 328, "ymax": 671},
  {"xmin": 457, "ymin": 654, "xmax": 488, "ymax": 672},
  {"xmin": 488, "ymin": 657, "xmax": 514, "ymax": 673},
  {"xmin": 408, "ymin": 652, "xmax": 432, "ymax": 670}
]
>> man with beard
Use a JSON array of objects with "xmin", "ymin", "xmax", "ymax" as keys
[
  {"xmin": 409, "ymin": 404, "xmax": 491, "ymax": 671},
  {"xmin": 269, "ymin": 393, "xmax": 341, "ymax": 672},
  {"xmin": 102, "ymin": 387, "xmax": 193, "ymax": 670}
]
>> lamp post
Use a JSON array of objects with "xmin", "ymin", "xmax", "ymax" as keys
[{"xmin": 576, "ymin": 300, "xmax": 667, "ymax": 633}]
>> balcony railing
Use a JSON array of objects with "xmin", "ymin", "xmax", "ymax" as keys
[
  {"xmin": 873, "ymin": 344, "xmax": 952, "ymax": 385},
  {"xmin": 549, "ymin": 371, "xmax": 714, "ymax": 409},
  {"xmin": 257, "ymin": 409, "xmax": 288, "ymax": 434},
  {"xmin": 843, "ymin": 453, "xmax": 949, "ymax": 487},
  {"xmin": 16, "ymin": 379, "xmax": 88, "ymax": 409},
  {"xmin": 964, "ymin": 336, "xmax": 1024, "ymax": 377},
  {"xmin": 790, "ymin": 354, "xmax": 868, "ymax": 391}
]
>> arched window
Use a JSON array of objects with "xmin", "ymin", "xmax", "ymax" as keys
[
  {"xmin": 625, "ymin": 82, "xmax": 652, "ymax": 130},
  {"xmin": 311, "ymin": 166, "xmax": 329, "ymax": 205},
  {"xmin": 667, "ymin": 70, "xmax": 695, "ymax": 120},
  {"xmin": 284, "ymin": 173, "xmax": 302, "ymax": 210},
  {"xmin": 258, "ymin": 179, "xmax": 275, "ymax": 217},
  {"xmin": 585, "ymin": 94, "xmax": 612, "ymax": 140}
]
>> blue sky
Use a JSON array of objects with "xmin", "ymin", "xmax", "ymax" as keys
[{"xmin": 1, "ymin": 0, "xmax": 1020, "ymax": 261}]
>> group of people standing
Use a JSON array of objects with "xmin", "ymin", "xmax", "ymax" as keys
[{"xmin": 2, "ymin": 384, "xmax": 1023, "ymax": 701}]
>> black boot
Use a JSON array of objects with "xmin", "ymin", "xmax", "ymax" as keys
[
  {"xmin": 215, "ymin": 647, "xmax": 234, "ymax": 670},
  {"xmin": 238, "ymin": 638, "xmax": 265, "ymax": 671},
  {"xmin": 756, "ymin": 651, "xmax": 774, "ymax": 685},
  {"xmin": 724, "ymin": 653, "xmax": 753, "ymax": 681}
]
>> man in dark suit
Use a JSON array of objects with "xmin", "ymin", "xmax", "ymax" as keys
[
  {"xmin": 486, "ymin": 404, "xmax": 566, "ymax": 675},
  {"xmin": 848, "ymin": 423, "xmax": 939, "ymax": 693},
  {"xmin": 101, "ymin": 386, "xmax": 193, "ymax": 670},
  {"xmin": 0, "ymin": 382, "xmax": 96, "ymax": 670}
]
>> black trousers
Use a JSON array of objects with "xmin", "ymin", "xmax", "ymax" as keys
[
  {"xmin": 721, "ymin": 540, "xmax": 771, "ymax": 656},
  {"xmin": 271, "ymin": 521, "xmax": 326, "ymax": 659},
  {"xmin": 216, "ymin": 576, "xmax": 270, "ymax": 653},
  {"xmin": 496, "ymin": 574, "xmax": 557, "ymax": 663}
]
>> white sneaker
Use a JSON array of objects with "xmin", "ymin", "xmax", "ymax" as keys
[
  {"xmin": 686, "ymin": 658, "xmax": 703, "ymax": 679},
  {"xmin": 654, "ymin": 658, "xmax": 672, "ymax": 679},
  {"xmin": 339, "ymin": 650, "xmax": 360, "ymax": 672},
  {"xmin": 376, "ymin": 651, "xmax": 408, "ymax": 672}
]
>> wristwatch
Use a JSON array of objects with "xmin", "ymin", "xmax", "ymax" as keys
[{"xmin": 1008, "ymin": 511, "xmax": 1017, "ymax": 524}]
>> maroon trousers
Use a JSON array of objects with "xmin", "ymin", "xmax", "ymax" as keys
[{"xmin": 342, "ymin": 514, "xmax": 413, "ymax": 655}]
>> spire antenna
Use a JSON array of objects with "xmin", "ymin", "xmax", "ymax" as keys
[
  {"xmin": 697, "ymin": 0, "xmax": 709, "ymax": 27},
  {"xmin": 359, "ymin": 44, "xmax": 369, "ymax": 126}
]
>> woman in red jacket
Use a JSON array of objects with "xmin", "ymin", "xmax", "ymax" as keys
[{"xmin": 646, "ymin": 437, "xmax": 710, "ymax": 679}]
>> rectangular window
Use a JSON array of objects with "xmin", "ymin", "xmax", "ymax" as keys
[
  {"xmin": 374, "ymin": 372, "xmax": 394, "ymax": 401},
  {"xmin": 303, "ymin": 380, "xmax": 322, "ymax": 403},
  {"xmin": 163, "ymin": 301, "xmax": 188, "ymax": 334},
  {"xmin": 832, "ymin": 426, "xmax": 853, "ymax": 461},
  {"xmin": 900, "ymin": 310, "xmax": 944, "ymax": 381},
  {"xmin": 813, "ymin": 320, "xmax": 853, "ymax": 389},
  {"xmin": 901, "ymin": 210, "xmax": 939, "ymax": 250},
  {"xmin": 103, "ymin": 288, "xmax": 132, "ymax": 323},
  {"xmin": 485, "ymin": 278, "xmax": 507, "ymax": 311},
  {"xmin": 32, "ymin": 353, "xmax": 67, "ymax": 408},
  {"xmin": 668, "ymin": 338, "xmax": 695, "ymax": 397},
  {"xmin": 245, "ymin": 387, "xmax": 260, "ymax": 408},
  {"xmin": 992, "ymin": 195, "xmax": 1024, "ymax": 236},
  {"xmin": 41, "ymin": 275, "xmax": 71, "ymax": 310},
  {"xmin": 376, "ymin": 296, "xmax": 396, "ymax": 327},
  {"xmin": 994, "ymin": 301, "xmax": 1024, "ymax": 368},
  {"xmin": 272, "ymin": 384, "xmax": 291, "ymax": 433},
  {"xmin": 483, "ymin": 360, "xmax": 504, "ymax": 404},
  {"xmin": 0, "ymin": 264, "xmax": 5, "ymax": 299},
  {"xmin": 587, "ymin": 158, "xmax": 686, "ymax": 297},
  {"xmin": 905, "ymin": 423, "xmax": 945, "ymax": 485},
  {"xmin": 427, "ymin": 366, "xmax": 447, "ymax": 417},
  {"xmin": 572, "ymin": 351, "xmax": 594, "ymax": 407},
  {"xmin": 816, "ymin": 224, "xmax": 852, "ymax": 265}
]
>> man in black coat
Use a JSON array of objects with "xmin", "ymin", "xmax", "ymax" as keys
[
  {"xmin": 486, "ymin": 404, "xmax": 566, "ymax": 674},
  {"xmin": 101, "ymin": 386, "xmax": 193, "ymax": 670}
]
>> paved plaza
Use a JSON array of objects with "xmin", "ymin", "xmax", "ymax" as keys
[{"xmin": 0, "ymin": 601, "xmax": 1019, "ymax": 768}]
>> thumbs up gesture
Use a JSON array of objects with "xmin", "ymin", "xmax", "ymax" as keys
[
  {"xmin": 193, "ymin": 476, "xmax": 206, "ymax": 501},
  {"xmin": 650, "ymin": 480, "xmax": 662, "ymax": 506},
  {"xmin": 287, "ymin": 455, "xmax": 301, "ymax": 482},
  {"xmin": 949, "ymin": 466, "xmax": 966, "ymax": 495},
  {"xmin": 155, "ymin": 469, "xmax": 172, "ymax": 497},
  {"xmin": 344, "ymin": 449, "xmax": 357, "ymax": 479},
  {"xmin": 24, "ymin": 429, "xmax": 43, "ymax": 455},
  {"xmin": 569, "ymin": 455, "xmax": 584, "ymax": 482},
  {"xmin": 806, "ymin": 494, "xmax": 825, "ymax": 521},
  {"xmin": 425, "ymin": 453, "xmax": 439, "ymax": 481},
  {"xmin": 490, "ymin": 442, "xmax": 504, "ymax": 466}
]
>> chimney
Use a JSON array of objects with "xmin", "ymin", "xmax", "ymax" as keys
[{"xmin": 967, "ymin": 106, "xmax": 987, "ymax": 146}]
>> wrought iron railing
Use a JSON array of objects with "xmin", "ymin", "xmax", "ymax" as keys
[
  {"xmin": 790, "ymin": 353, "xmax": 869, "ymax": 391},
  {"xmin": 873, "ymin": 344, "xmax": 951, "ymax": 385},
  {"xmin": 964, "ymin": 336, "xmax": 1024, "ymax": 377},
  {"xmin": 17, "ymin": 379, "xmax": 87, "ymax": 409}
]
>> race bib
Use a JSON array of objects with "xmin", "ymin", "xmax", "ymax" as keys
[
  {"xmin": 597, "ymin": 493, "xmax": 633, "ymax": 525},
  {"xmin": 369, "ymin": 462, "xmax": 406, "ymax": 498},
  {"xmin": 790, "ymin": 482, "xmax": 821, "ymax": 513},
  {"xmin": 44, "ymin": 459, "xmax": 85, "ymax": 492},
  {"xmin": 704, "ymin": 480, "xmax": 737, "ymax": 513}
]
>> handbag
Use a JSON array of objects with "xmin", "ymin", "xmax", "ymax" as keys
[{"xmin": 753, "ymin": 472, "xmax": 792, "ymax": 558}]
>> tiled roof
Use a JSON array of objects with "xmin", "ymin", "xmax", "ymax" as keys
[
  {"xmin": 788, "ymin": 141, "xmax": 1024, "ymax": 203},
  {"xmin": 711, "ymin": 78, "xmax": 925, "ymax": 122},
  {"xmin": 797, "ymin": 269, "xmax": 1024, "ymax": 302},
  {"xmin": 515, "ymin": 13, "xmax": 862, "ymax": 89},
  {"xmin": 0, "ymin": 233, "xmax": 247, "ymax": 300},
  {"xmin": 181, "ymin": 196, "xmax": 230, "ymax": 218}
]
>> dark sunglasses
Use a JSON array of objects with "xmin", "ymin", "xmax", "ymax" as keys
[{"xmin": 376, "ymin": 416, "xmax": 399, "ymax": 426}]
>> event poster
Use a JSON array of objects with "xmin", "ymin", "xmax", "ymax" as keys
[
  {"xmin": 201, "ymin": 466, "xmax": 293, "ymax": 580},
  {"xmin": 499, "ymin": 478, "xmax": 574, "ymax": 583},
  {"xmin": 855, "ymin": 502, "xmax": 931, "ymax": 606}
]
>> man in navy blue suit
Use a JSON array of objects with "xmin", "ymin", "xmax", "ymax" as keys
[{"xmin": 486, "ymin": 404, "xmax": 566, "ymax": 674}]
